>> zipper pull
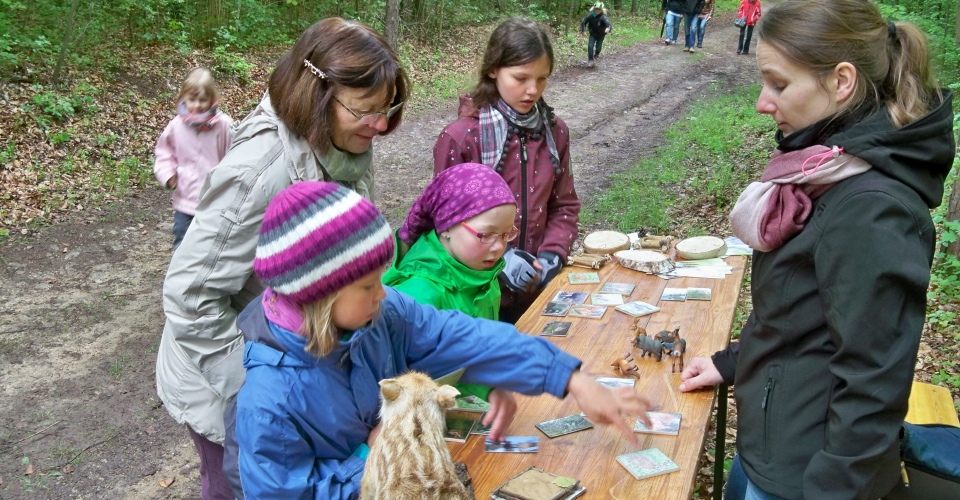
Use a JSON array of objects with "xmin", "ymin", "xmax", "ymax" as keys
[
  {"xmin": 519, "ymin": 135, "xmax": 527, "ymax": 162},
  {"xmin": 900, "ymin": 461, "xmax": 910, "ymax": 487},
  {"xmin": 761, "ymin": 379, "xmax": 773, "ymax": 409}
]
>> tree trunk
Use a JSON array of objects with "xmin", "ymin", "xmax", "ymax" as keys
[
  {"xmin": 948, "ymin": 178, "xmax": 960, "ymax": 258},
  {"xmin": 384, "ymin": 0, "xmax": 400, "ymax": 51},
  {"xmin": 207, "ymin": 0, "xmax": 224, "ymax": 46},
  {"xmin": 956, "ymin": 0, "xmax": 960, "ymax": 48},
  {"xmin": 631, "ymin": 0, "xmax": 638, "ymax": 14},
  {"xmin": 614, "ymin": 0, "xmax": 623, "ymax": 10},
  {"xmin": 52, "ymin": 0, "xmax": 81, "ymax": 88}
]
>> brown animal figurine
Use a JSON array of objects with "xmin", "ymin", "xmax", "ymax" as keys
[
  {"xmin": 656, "ymin": 328, "xmax": 686, "ymax": 373},
  {"xmin": 361, "ymin": 372, "xmax": 472, "ymax": 500},
  {"xmin": 611, "ymin": 353, "xmax": 641, "ymax": 379}
]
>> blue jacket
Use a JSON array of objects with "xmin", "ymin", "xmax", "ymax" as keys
[{"xmin": 232, "ymin": 287, "xmax": 581, "ymax": 499}]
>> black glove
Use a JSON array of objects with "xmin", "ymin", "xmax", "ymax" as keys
[
  {"xmin": 499, "ymin": 248, "xmax": 540, "ymax": 293},
  {"xmin": 537, "ymin": 251, "xmax": 562, "ymax": 288}
]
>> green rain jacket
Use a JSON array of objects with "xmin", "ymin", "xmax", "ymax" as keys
[{"xmin": 382, "ymin": 230, "xmax": 506, "ymax": 400}]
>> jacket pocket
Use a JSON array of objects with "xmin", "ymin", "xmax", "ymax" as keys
[{"xmin": 762, "ymin": 364, "xmax": 781, "ymax": 462}]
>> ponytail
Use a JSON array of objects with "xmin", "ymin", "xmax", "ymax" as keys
[{"xmin": 885, "ymin": 22, "xmax": 940, "ymax": 128}]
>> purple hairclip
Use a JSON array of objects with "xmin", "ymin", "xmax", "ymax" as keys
[{"xmin": 303, "ymin": 59, "xmax": 328, "ymax": 80}]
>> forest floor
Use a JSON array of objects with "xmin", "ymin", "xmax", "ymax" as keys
[{"xmin": 0, "ymin": 14, "xmax": 760, "ymax": 499}]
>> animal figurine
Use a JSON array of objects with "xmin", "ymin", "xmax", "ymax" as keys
[
  {"xmin": 611, "ymin": 353, "xmax": 641, "ymax": 379},
  {"xmin": 633, "ymin": 332, "xmax": 663, "ymax": 362},
  {"xmin": 361, "ymin": 371, "xmax": 472, "ymax": 500},
  {"xmin": 656, "ymin": 328, "xmax": 687, "ymax": 373}
]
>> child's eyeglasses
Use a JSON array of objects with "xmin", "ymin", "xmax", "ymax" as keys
[
  {"xmin": 334, "ymin": 97, "xmax": 404, "ymax": 126},
  {"xmin": 460, "ymin": 222, "xmax": 520, "ymax": 245}
]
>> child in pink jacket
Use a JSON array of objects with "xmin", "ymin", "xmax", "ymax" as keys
[{"xmin": 154, "ymin": 68, "xmax": 232, "ymax": 250}]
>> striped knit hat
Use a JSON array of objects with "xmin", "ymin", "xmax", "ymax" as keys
[{"xmin": 253, "ymin": 181, "xmax": 394, "ymax": 304}]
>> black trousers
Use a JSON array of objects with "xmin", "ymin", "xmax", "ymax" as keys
[{"xmin": 738, "ymin": 25, "xmax": 754, "ymax": 53}]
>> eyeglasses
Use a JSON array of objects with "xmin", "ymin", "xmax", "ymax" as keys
[
  {"xmin": 460, "ymin": 222, "xmax": 519, "ymax": 245},
  {"xmin": 334, "ymin": 96, "xmax": 404, "ymax": 126}
]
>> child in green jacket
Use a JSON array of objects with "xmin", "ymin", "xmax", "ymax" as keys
[{"xmin": 383, "ymin": 163, "xmax": 521, "ymax": 418}]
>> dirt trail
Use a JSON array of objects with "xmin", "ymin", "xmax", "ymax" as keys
[{"xmin": 0, "ymin": 16, "xmax": 758, "ymax": 498}]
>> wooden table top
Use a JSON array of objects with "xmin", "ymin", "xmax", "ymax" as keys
[{"xmin": 450, "ymin": 256, "xmax": 747, "ymax": 499}]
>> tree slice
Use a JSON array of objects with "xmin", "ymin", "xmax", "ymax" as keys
[
  {"xmin": 675, "ymin": 236, "xmax": 727, "ymax": 260},
  {"xmin": 583, "ymin": 231, "xmax": 630, "ymax": 254},
  {"xmin": 614, "ymin": 250, "xmax": 676, "ymax": 274}
]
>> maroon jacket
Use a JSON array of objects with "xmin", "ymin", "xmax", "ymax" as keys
[{"xmin": 434, "ymin": 94, "xmax": 581, "ymax": 307}]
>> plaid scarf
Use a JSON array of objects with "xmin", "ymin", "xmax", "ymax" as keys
[
  {"xmin": 479, "ymin": 98, "xmax": 560, "ymax": 173},
  {"xmin": 177, "ymin": 101, "xmax": 221, "ymax": 132}
]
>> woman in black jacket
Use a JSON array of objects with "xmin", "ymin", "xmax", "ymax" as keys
[{"xmin": 679, "ymin": 1, "xmax": 954, "ymax": 499}]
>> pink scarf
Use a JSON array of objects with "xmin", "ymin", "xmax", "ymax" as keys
[
  {"xmin": 261, "ymin": 287, "xmax": 304, "ymax": 334},
  {"xmin": 729, "ymin": 145, "xmax": 871, "ymax": 252},
  {"xmin": 177, "ymin": 101, "xmax": 221, "ymax": 131}
]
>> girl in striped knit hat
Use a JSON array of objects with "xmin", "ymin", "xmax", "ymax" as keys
[{"xmin": 224, "ymin": 181, "xmax": 650, "ymax": 499}]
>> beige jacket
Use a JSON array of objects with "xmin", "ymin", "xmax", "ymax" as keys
[{"xmin": 155, "ymin": 93, "xmax": 374, "ymax": 443}]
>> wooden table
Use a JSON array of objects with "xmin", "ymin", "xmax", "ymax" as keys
[{"xmin": 450, "ymin": 256, "xmax": 747, "ymax": 499}]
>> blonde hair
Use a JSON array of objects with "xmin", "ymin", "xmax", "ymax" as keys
[
  {"xmin": 758, "ymin": 0, "xmax": 939, "ymax": 128},
  {"xmin": 179, "ymin": 67, "xmax": 221, "ymax": 104},
  {"xmin": 298, "ymin": 290, "xmax": 342, "ymax": 357}
]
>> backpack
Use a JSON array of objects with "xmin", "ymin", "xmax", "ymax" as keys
[{"xmin": 883, "ymin": 423, "xmax": 960, "ymax": 499}]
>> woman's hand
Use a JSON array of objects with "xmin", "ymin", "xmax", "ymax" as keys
[
  {"xmin": 366, "ymin": 422, "xmax": 382, "ymax": 447},
  {"xmin": 566, "ymin": 371, "xmax": 650, "ymax": 445},
  {"xmin": 679, "ymin": 356, "xmax": 724, "ymax": 392},
  {"xmin": 483, "ymin": 389, "xmax": 518, "ymax": 442},
  {"xmin": 166, "ymin": 174, "xmax": 178, "ymax": 189}
]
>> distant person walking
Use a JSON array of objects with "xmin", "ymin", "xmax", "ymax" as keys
[
  {"xmin": 580, "ymin": 2, "xmax": 612, "ymax": 67},
  {"xmin": 736, "ymin": 0, "xmax": 761, "ymax": 55},
  {"xmin": 681, "ymin": 0, "xmax": 705, "ymax": 53},
  {"xmin": 662, "ymin": 0, "xmax": 685, "ymax": 45},
  {"xmin": 694, "ymin": 0, "xmax": 714, "ymax": 49},
  {"xmin": 153, "ymin": 68, "xmax": 232, "ymax": 251}
]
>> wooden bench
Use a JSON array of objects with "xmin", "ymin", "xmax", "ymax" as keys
[{"xmin": 906, "ymin": 381, "xmax": 959, "ymax": 427}]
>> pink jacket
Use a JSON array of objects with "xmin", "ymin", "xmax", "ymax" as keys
[
  {"xmin": 737, "ymin": 0, "xmax": 761, "ymax": 26},
  {"xmin": 154, "ymin": 114, "xmax": 233, "ymax": 215},
  {"xmin": 434, "ymin": 95, "xmax": 580, "ymax": 307}
]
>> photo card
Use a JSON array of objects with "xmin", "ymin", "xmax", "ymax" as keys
[
  {"xmin": 470, "ymin": 412, "xmax": 492, "ymax": 435},
  {"xmin": 454, "ymin": 395, "xmax": 490, "ymax": 412},
  {"xmin": 540, "ymin": 321, "xmax": 572, "ymax": 337},
  {"xmin": 484, "ymin": 436, "xmax": 540, "ymax": 453},
  {"xmin": 568, "ymin": 272, "xmax": 601, "ymax": 284},
  {"xmin": 490, "ymin": 466, "xmax": 584, "ymax": 500},
  {"xmin": 595, "ymin": 377, "xmax": 637, "ymax": 389},
  {"xmin": 443, "ymin": 414, "xmax": 476, "ymax": 443},
  {"xmin": 686, "ymin": 288, "xmax": 713, "ymax": 301},
  {"xmin": 633, "ymin": 412, "xmax": 682, "ymax": 436},
  {"xmin": 590, "ymin": 293, "xmax": 624, "ymax": 306},
  {"xmin": 535, "ymin": 414, "xmax": 594, "ymax": 438},
  {"xmin": 568, "ymin": 304, "xmax": 607, "ymax": 319},
  {"xmin": 542, "ymin": 301, "xmax": 572, "ymax": 317},
  {"xmin": 599, "ymin": 282, "xmax": 636, "ymax": 295},
  {"xmin": 616, "ymin": 448, "xmax": 680, "ymax": 480},
  {"xmin": 552, "ymin": 291, "xmax": 589, "ymax": 304},
  {"xmin": 660, "ymin": 288, "xmax": 688, "ymax": 301},
  {"xmin": 614, "ymin": 301, "xmax": 660, "ymax": 318}
]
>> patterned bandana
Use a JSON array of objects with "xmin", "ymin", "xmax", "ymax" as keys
[
  {"xmin": 478, "ymin": 98, "xmax": 560, "ymax": 173},
  {"xmin": 399, "ymin": 163, "xmax": 516, "ymax": 245},
  {"xmin": 177, "ymin": 101, "xmax": 221, "ymax": 132}
]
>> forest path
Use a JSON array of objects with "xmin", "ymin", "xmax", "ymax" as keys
[{"xmin": 0, "ymin": 15, "xmax": 758, "ymax": 499}]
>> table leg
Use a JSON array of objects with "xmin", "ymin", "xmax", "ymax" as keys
[{"xmin": 714, "ymin": 383, "xmax": 728, "ymax": 499}]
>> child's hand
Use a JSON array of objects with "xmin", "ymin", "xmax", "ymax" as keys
[
  {"xmin": 566, "ymin": 371, "xmax": 650, "ymax": 445},
  {"xmin": 166, "ymin": 174, "xmax": 178, "ymax": 190},
  {"xmin": 483, "ymin": 389, "xmax": 518, "ymax": 442},
  {"xmin": 605, "ymin": 28, "xmax": 611, "ymax": 33},
  {"xmin": 678, "ymin": 356, "xmax": 723, "ymax": 393},
  {"xmin": 366, "ymin": 422, "xmax": 382, "ymax": 447}
]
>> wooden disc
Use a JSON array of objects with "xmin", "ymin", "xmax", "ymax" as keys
[
  {"xmin": 583, "ymin": 231, "xmax": 630, "ymax": 254},
  {"xmin": 614, "ymin": 249, "xmax": 676, "ymax": 274},
  {"xmin": 675, "ymin": 236, "xmax": 727, "ymax": 260}
]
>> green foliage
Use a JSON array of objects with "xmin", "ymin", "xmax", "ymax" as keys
[
  {"xmin": 20, "ymin": 83, "xmax": 97, "ymax": 129},
  {"xmin": 582, "ymin": 85, "xmax": 774, "ymax": 233},
  {"xmin": 876, "ymin": 0, "xmax": 960, "ymax": 85},
  {"xmin": 211, "ymin": 45, "xmax": 254, "ymax": 84}
]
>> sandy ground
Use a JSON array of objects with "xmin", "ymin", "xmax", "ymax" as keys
[{"xmin": 0, "ymin": 16, "xmax": 758, "ymax": 499}]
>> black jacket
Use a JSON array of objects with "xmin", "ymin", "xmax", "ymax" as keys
[
  {"xmin": 681, "ymin": 0, "xmax": 705, "ymax": 14},
  {"xmin": 662, "ymin": 0, "xmax": 684, "ymax": 13},
  {"xmin": 713, "ymin": 91, "xmax": 955, "ymax": 500},
  {"xmin": 580, "ymin": 12, "xmax": 611, "ymax": 37}
]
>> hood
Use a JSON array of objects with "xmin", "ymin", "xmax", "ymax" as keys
[
  {"xmin": 458, "ymin": 94, "xmax": 480, "ymax": 119},
  {"xmin": 230, "ymin": 92, "xmax": 373, "ymax": 183},
  {"xmin": 780, "ymin": 90, "xmax": 955, "ymax": 209},
  {"xmin": 382, "ymin": 230, "xmax": 505, "ymax": 292}
]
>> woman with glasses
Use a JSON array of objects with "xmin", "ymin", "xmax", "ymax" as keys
[
  {"xmin": 383, "ymin": 163, "xmax": 522, "ymax": 437},
  {"xmin": 155, "ymin": 17, "xmax": 407, "ymax": 499}
]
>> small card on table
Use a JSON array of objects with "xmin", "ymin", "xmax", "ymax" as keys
[
  {"xmin": 470, "ymin": 412, "xmax": 492, "ymax": 435},
  {"xmin": 553, "ymin": 291, "xmax": 589, "ymax": 304},
  {"xmin": 535, "ymin": 414, "xmax": 594, "ymax": 438},
  {"xmin": 614, "ymin": 301, "xmax": 660, "ymax": 317},
  {"xmin": 454, "ymin": 395, "xmax": 490, "ymax": 412},
  {"xmin": 595, "ymin": 376, "xmax": 637, "ymax": 389},
  {"xmin": 599, "ymin": 282, "xmax": 636, "ymax": 295},
  {"xmin": 568, "ymin": 304, "xmax": 606, "ymax": 319},
  {"xmin": 443, "ymin": 415, "xmax": 476, "ymax": 443},
  {"xmin": 568, "ymin": 272, "xmax": 600, "ymax": 284},
  {"xmin": 660, "ymin": 288, "xmax": 688, "ymax": 301},
  {"xmin": 616, "ymin": 448, "xmax": 680, "ymax": 480},
  {"xmin": 590, "ymin": 293, "xmax": 624, "ymax": 306},
  {"xmin": 542, "ymin": 301, "xmax": 572, "ymax": 317},
  {"xmin": 686, "ymin": 287, "xmax": 713, "ymax": 301},
  {"xmin": 540, "ymin": 321, "xmax": 572, "ymax": 337},
  {"xmin": 633, "ymin": 411, "xmax": 681, "ymax": 435},
  {"xmin": 485, "ymin": 436, "xmax": 539, "ymax": 453}
]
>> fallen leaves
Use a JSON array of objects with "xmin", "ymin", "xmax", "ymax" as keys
[
  {"xmin": 158, "ymin": 476, "xmax": 176, "ymax": 488},
  {"xmin": 24, "ymin": 463, "xmax": 34, "ymax": 475}
]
